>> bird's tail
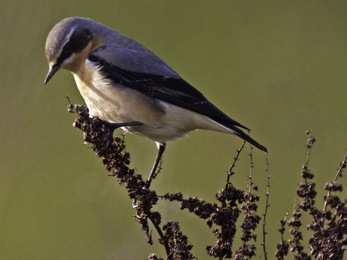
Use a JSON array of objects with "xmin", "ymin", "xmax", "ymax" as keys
[{"xmin": 231, "ymin": 126, "xmax": 269, "ymax": 153}]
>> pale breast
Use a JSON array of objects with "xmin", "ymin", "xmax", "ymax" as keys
[{"xmin": 71, "ymin": 60, "xmax": 234, "ymax": 143}]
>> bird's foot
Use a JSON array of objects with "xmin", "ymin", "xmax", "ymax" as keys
[
  {"xmin": 131, "ymin": 182, "xmax": 152, "ymax": 208},
  {"xmin": 98, "ymin": 120, "xmax": 143, "ymax": 147}
]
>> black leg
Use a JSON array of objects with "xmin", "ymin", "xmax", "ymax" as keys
[
  {"xmin": 132, "ymin": 143, "xmax": 166, "ymax": 208},
  {"xmin": 99, "ymin": 119, "xmax": 143, "ymax": 146},
  {"xmin": 147, "ymin": 143, "xmax": 166, "ymax": 187},
  {"xmin": 100, "ymin": 120, "xmax": 143, "ymax": 132}
]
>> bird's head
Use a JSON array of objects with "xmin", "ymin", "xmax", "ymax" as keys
[{"xmin": 44, "ymin": 17, "xmax": 99, "ymax": 84}]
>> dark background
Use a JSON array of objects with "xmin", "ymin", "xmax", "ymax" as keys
[{"xmin": 1, "ymin": 1, "xmax": 347, "ymax": 259}]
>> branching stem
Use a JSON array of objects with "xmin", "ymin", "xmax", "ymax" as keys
[{"xmin": 323, "ymin": 150, "xmax": 347, "ymax": 212}]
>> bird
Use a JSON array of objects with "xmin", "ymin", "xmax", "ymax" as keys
[{"xmin": 44, "ymin": 17, "xmax": 268, "ymax": 187}]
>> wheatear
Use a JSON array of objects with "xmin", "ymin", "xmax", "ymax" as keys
[{"xmin": 45, "ymin": 17, "xmax": 268, "ymax": 186}]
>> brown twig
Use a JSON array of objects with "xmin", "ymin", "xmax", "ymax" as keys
[
  {"xmin": 275, "ymin": 210, "xmax": 289, "ymax": 259},
  {"xmin": 304, "ymin": 130, "xmax": 314, "ymax": 167},
  {"xmin": 248, "ymin": 144, "xmax": 254, "ymax": 194},
  {"xmin": 261, "ymin": 158, "xmax": 270, "ymax": 260},
  {"xmin": 148, "ymin": 216, "xmax": 170, "ymax": 256},
  {"xmin": 218, "ymin": 141, "xmax": 246, "ymax": 260},
  {"xmin": 226, "ymin": 141, "xmax": 246, "ymax": 189},
  {"xmin": 323, "ymin": 150, "xmax": 347, "ymax": 212}
]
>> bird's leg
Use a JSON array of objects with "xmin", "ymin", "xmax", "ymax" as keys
[
  {"xmin": 146, "ymin": 143, "xmax": 166, "ymax": 189},
  {"xmin": 100, "ymin": 120, "xmax": 143, "ymax": 131},
  {"xmin": 98, "ymin": 119, "xmax": 143, "ymax": 146},
  {"xmin": 132, "ymin": 143, "xmax": 166, "ymax": 208}
]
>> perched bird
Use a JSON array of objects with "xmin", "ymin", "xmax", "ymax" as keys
[{"xmin": 44, "ymin": 17, "xmax": 268, "ymax": 186}]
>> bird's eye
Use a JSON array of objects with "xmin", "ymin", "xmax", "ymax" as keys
[
  {"xmin": 63, "ymin": 42, "xmax": 73, "ymax": 52},
  {"xmin": 56, "ymin": 41, "xmax": 74, "ymax": 65},
  {"xmin": 68, "ymin": 29, "xmax": 93, "ymax": 54},
  {"xmin": 84, "ymin": 29, "xmax": 93, "ymax": 41},
  {"xmin": 55, "ymin": 29, "xmax": 93, "ymax": 66}
]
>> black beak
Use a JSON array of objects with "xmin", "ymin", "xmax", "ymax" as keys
[{"xmin": 44, "ymin": 64, "xmax": 61, "ymax": 84}]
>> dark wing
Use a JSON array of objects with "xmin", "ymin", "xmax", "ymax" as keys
[
  {"xmin": 88, "ymin": 54, "xmax": 249, "ymax": 131},
  {"xmin": 88, "ymin": 54, "xmax": 269, "ymax": 152}
]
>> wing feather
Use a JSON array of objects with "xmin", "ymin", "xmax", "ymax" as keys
[{"xmin": 88, "ymin": 54, "xmax": 250, "ymax": 131}]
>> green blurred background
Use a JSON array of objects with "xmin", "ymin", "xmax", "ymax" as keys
[{"xmin": 1, "ymin": 1, "xmax": 347, "ymax": 259}]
